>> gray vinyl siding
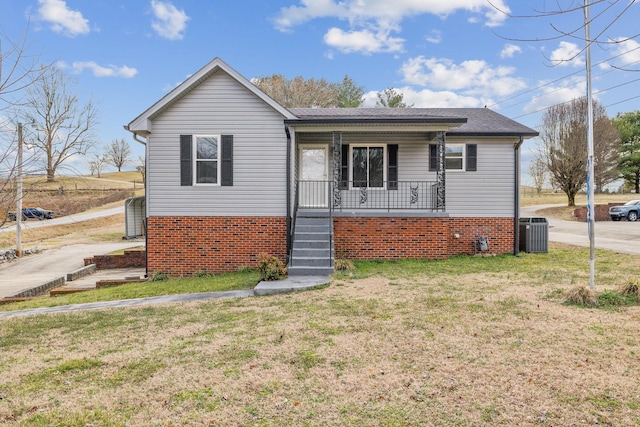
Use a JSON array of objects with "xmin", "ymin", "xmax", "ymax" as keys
[
  {"xmin": 445, "ymin": 138, "xmax": 517, "ymax": 217},
  {"xmin": 147, "ymin": 70, "xmax": 287, "ymax": 217},
  {"xmin": 296, "ymin": 132, "xmax": 432, "ymax": 181}
]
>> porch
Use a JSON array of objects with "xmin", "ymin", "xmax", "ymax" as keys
[{"xmin": 296, "ymin": 180, "xmax": 444, "ymax": 212}]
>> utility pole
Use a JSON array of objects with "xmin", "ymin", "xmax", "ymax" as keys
[
  {"xmin": 16, "ymin": 122, "xmax": 23, "ymax": 257},
  {"xmin": 584, "ymin": 0, "xmax": 596, "ymax": 290}
]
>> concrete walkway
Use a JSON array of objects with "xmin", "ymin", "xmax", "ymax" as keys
[
  {"xmin": 0, "ymin": 243, "xmax": 144, "ymax": 299},
  {"xmin": 0, "ymin": 275, "xmax": 331, "ymax": 319}
]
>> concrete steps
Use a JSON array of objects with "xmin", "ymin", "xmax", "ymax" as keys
[{"xmin": 288, "ymin": 214, "xmax": 334, "ymax": 276}]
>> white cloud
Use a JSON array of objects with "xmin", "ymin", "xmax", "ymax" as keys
[
  {"xmin": 150, "ymin": 0, "xmax": 190, "ymax": 40},
  {"xmin": 362, "ymin": 87, "xmax": 485, "ymax": 108},
  {"xmin": 400, "ymin": 56, "xmax": 527, "ymax": 97},
  {"xmin": 425, "ymin": 30, "xmax": 442, "ymax": 44},
  {"xmin": 323, "ymin": 27, "xmax": 404, "ymax": 54},
  {"xmin": 37, "ymin": 0, "xmax": 90, "ymax": 36},
  {"xmin": 57, "ymin": 61, "xmax": 138, "ymax": 78},
  {"xmin": 274, "ymin": 0, "xmax": 510, "ymax": 54},
  {"xmin": 610, "ymin": 37, "xmax": 640, "ymax": 67},
  {"xmin": 523, "ymin": 77, "xmax": 586, "ymax": 114},
  {"xmin": 550, "ymin": 41, "xmax": 584, "ymax": 67},
  {"xmin": 500, "ymin": 43, "xmax": 522, "ymax": 58}
]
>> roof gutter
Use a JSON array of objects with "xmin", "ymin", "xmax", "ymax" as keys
[
  {"xmin": 285, "ymin": 118, "xmax": 467, "ymax": 126},
  {"xmin": 123, "ymin": 125, "xmax": 148, "ymax": 145},
  {"xmin": 514, "ymin": 135, "xmax": 523, "ymax": 257}
]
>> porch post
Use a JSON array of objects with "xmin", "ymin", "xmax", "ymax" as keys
[
  {"xmin": 332, "ymin": 132, "xmax": 342, "ymax": 209},
  {"xmin": 436, "ymin": 131, "xmax": 446, "ymax": 211}
]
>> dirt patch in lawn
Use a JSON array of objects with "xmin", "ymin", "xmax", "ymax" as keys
[{"xmin": 1, "ymin": 264, "xmax": 639, "ymax": 426}]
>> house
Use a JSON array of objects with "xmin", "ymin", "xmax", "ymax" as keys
[{"xmin": 126, "ymin": 58, "xmax": 538, "ymax": 277}]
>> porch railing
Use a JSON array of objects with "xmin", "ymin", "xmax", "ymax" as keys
[{"xmin": 296, "ymin": 180, "xmax": 442, "ymax": 212}]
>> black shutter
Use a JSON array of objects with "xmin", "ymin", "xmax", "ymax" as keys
[
  {"xmin": 180, "ymin": 135, "xmax": 192, "ymax": 186},
  {"xmin": 388, "ymin": 144, "xmax": 398, "ymax": 190},
  {"xmin": 340, "ymin": 144, "xmax": 349, "ymax": 189},
  {"xmin": 466, "ymin": 144, "xmax": 477, "ymax": 171},
  {"xmin": 429, "ymin": 144, "xmax": 437, "ymax": 171},
  {"xmin": 221, "ymin": 135, "xmax": 233, "ymax": 186}
]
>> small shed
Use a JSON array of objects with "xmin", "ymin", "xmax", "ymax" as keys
[{"xmin": 124, "ymin": 196, "xmax": 145, "ymax": 239}]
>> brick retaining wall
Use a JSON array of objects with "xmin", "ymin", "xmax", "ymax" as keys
[
  {"xmin": 85, "ymin": 250, "xmax": 146, "ymax": 269},
  {"xmin": 573, "ymin": 203, "xmax": 623, "ymax": 221}
]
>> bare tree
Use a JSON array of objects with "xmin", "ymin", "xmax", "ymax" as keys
[
  {"xmin": 135, "ymin": 155, "xmax": 145, "ymax": 184},
  {"xmin": 539, "ymin": 98, "xmax": 618, "ymax": 206},
  {"xmin": 88, "ymin": 153, "xmax": 107, "ymax": 178},
  {"xmin": 528, "ymin": 157, "xmax": 547, "ymax": 196},
  {"xmin": 253, "ymin": 74, "xmax": 338, "ymax": 108},
  {"xmin": 375, "ymin": 88, "xmax": 413, "ymax": 108},
  {"xmin": 0, "ymin": 27, "xmax": 47, "ymax": 225},
  {"xmin": 24, "ymin": 66, "xmax": 98, "ymax": 182},
  {"xmin": 104, "ymin": 138, "xmax": 131, "ymax": 172}
]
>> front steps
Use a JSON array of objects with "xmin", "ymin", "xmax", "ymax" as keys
[{"xmin": 288, "ymin": 213, "xmax": 334, "ymax": 276}]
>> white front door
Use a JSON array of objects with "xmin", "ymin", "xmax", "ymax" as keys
[{"xmin": 299, "ymin": 146, "xmax": 329, "ymax": 208}]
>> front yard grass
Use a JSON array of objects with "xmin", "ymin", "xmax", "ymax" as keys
[{"xmin": 1, "ymin": 245, "xmax": 640, "ymax": 426}]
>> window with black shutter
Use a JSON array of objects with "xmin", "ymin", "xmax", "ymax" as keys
[{"xmin": 180, "ymin": 134, "xmax": 233, "ymax": 186}]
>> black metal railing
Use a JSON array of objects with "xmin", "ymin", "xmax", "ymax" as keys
[{"xmin": 296, "ymin": 180, "xmax": 441, "ymax": 212}]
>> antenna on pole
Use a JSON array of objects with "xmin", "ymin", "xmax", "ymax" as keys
[{"xmin": 584, "ymin": 0, "xmax": 596, "ymax": 290}]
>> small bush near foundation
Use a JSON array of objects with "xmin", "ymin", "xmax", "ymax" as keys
[
  {"xmin": 194, "ymin": 269, "xmax": 212, "ymax": 278},
  {"xmin": 258, "ymin": 254, "xmax": 285, "ymax": 281},
  {"xmin": 150, "ymin": 271, "xmax": 169, "ymax": 282},
  {"xmin": 334, "ymin": 258, "xmax": 355, "ymax": 271},
  {"xmin": 564, "ymin": 286, "xmax": 597, "ymax": 306}
]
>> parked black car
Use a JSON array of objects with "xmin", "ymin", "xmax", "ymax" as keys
[
  {"xmin": 609, "ymin": 200, "xmax": 640, "ymax": 221},
  {"xmin": 7, "ymin": 207, "xmax": 54, "ymax": 221}
]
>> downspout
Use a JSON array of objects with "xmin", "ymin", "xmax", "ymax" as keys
[
  {"xmin": 514, "ymin": 136, "xmax": 523, "ymax": 256},
  {"xmin": 124, "ymin": 126, "xmax": 149, "ymax": 276},
  {"xmin": 285, "ymin": 124, "xmax": 292, "ymax": 263}
]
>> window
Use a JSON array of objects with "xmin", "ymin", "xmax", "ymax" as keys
[
  {"xmin": 195, "ymin": 135, "xmax": 220, "ymax": 184},
  {"xmin": 445, "ymin": 144, "xmax": 464, "ymax": 170},
  {"xmin": 181, "ymin": 134, "xmax": 233, "ymax": 186},
  {"xmin": 351, "ymin": 145, "xmax": 385, "ymax": 188},
  {"xmin": 429, "ymin": 143, "xmax": 477, "ymax": 172}
]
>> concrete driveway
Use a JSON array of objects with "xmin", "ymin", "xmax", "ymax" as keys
[
  {"xmin": 521, "ymin": 205, "xmax": 640, "ymax": 255},
  {"xmin": 0, "ymin": 242, "xmax": 143, "ymax": 298}
]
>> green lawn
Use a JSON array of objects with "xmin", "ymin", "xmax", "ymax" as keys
[{"xmin": 1, "ymin": 246, "xmax": 640, "ymax": 426}]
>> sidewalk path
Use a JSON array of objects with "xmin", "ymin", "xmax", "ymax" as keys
[{"xmin": 0, "ymin": 276, "xmax": 331, "ymax": 319}]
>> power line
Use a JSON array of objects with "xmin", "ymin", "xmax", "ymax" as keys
[
  {"xmin": 512, "ymin": 76, "xmax": 640, "ymax": 119},
  {"xmin": 487, "ymin": 45, "xmax": 640, "ymax": 110}
]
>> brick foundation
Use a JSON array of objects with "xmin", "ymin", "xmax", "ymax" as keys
[
  {"xmin": 334, "ymin": 216, "xmax": 514, "ymax": 260},
  {"xmin": 146, "ymin": 216, "xmax": 287, "ymax": 277}
]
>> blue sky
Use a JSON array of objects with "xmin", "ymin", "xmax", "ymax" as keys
[{"xmin": 1, "ymin": 0, "xmax": 639, "ymax": 181}]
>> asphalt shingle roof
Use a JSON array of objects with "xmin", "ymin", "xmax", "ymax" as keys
[{"xmin": 288, "ymin": 107, "xmax": 538, "ymax": 137}]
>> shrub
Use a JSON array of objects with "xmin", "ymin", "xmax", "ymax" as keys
[
  {"xmin": 258, "ymin": 254, "xmax": 285, "ymax": 281},
  {"xmin": 150, "ymin": 270, "xmax": 169, "ymax": 282},
  {"xmin": 193, "ymin": 269, "xmax": 212, "ymax": 278},
  {"xmin": 564, "ymin": 286, "xmax": 597, "ymax": 306},
  {"xmin": 334, "ymin": 258, "xmax": 355, "ymax": 271},
  {"xmin": 617, "ymin": 281, "xmax": 640, "ymax": 298}
]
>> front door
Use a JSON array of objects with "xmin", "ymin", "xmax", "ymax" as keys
[{"xmin": 299, "ymin": 146, "xmax": 328, "ymax": 208}]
